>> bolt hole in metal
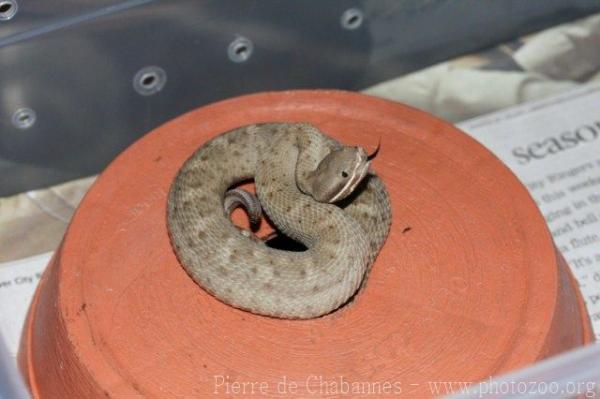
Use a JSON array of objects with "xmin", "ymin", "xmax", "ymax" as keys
[
  {"xmin": 340, "ymin": 7, "xmax": 364, "ymax": 30},
  {"xmin": 228, "ymin": 37, "xmax": 253, "ymax": 63},
  {"xmin": 133, "ymin": 66, "xmax": 167, "ymax": 96},
  {"xmin": 0, "ymin": 0, "xmax": 17, "ymax": 21},
  {"xmin": 12, "ymin": 108, "xmax": 36, "ymax": 129}
]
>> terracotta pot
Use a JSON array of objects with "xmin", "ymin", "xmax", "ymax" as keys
[{"xmin": 18, "ymin": 90, "xmax": 593, "ymax": 398}]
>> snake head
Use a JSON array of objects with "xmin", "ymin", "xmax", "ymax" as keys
[{"xmin": 309, "ymin": 146, "xmax": 371, "ymax": 203}]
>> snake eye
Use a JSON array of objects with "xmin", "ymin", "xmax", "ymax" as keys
[{"xmin": 341, "ymin": 171, "xmax": 348, "ymax": 178}]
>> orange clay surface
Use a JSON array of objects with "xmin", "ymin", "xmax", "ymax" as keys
[{"xmin": 19, "ymin": 90, "xmax": 593, "ymax": 398}]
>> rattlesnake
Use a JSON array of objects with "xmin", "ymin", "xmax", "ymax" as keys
[{"xmin": 167, "ymin": 123, "xmax": 391, "ymax": 319}]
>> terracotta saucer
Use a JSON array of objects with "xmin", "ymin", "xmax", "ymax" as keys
[{"xmin": 19, "ymin": 90, "xmax": 593, "ymax": 398}]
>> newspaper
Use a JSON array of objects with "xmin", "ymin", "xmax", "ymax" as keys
[
  {"xmin": 0, "ymin": 85, "xmax": 599, "ymax": 395},
  {"xmin": 0, "ymin": 253, "xmax": 50, "ymax": 358},
  {"xmin": 457, "ymin": 84, "xmax": 600, "ymax": 340},
  {"xmin": 0, "ymin": 253, "xmax": 49, "ymax": 399}
]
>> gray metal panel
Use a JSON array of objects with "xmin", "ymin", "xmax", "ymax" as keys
[
  {"xmin": 0, "ymin": 0, "xmax": 368, "ymax": 195},
  {"xmin": 362, "ymin": 0, "xmax": 600, "ymax": 84},
  {"xmin": 0, "ymin": 0, "xmax": 128, "ymax": 41},
  {"xmin": 1, "ymin": 0, "xmax": 600, "ymax": 196}
]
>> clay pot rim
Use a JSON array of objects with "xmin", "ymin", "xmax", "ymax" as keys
[
  {"xmin": 19, "ymin": 89, "xmax": 592, "ymax": 398},
  {"xmin": 66, "ymin": 89, "xmax": 561, "ymax": 367}
]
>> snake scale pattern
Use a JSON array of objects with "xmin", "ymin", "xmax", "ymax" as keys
[{"xmin": 167, "ymin": 123, "xmax": 391, "ymax": 319}]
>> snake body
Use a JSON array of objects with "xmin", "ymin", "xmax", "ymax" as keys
[{"xmin": 167, "ymin": 123, "xmax": 391, "ymax": 319}]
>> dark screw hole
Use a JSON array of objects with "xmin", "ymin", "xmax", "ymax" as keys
[
  {"xmin": 235, "ymin": 45, "xmax": 248, "ymax": 56},
  {"xmin": 12, "ymin": 108, "xmax": 36, "ymax": 129},
  {"xmin": 347, "ymin": 15, "xmax": 359, "ymax": 25},
  {"xmin": 0, "ymin": 3, "xmax": 12, "ymax": 13},
  {"xmin": 141, "ymin": 74, "xmax": 156, "ymax": 87},
  {"xmin": 228, "ymin": 37, "xmax": 253, "ymax": 62},
  {"xmin": 133, "ymin": 66, "xmax": 166, "ymax": 95},
  {"xmin": 341, "ymin": 8, "xmax": 364, "ymax": 30}
]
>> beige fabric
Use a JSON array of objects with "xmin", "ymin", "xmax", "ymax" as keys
[
  {"xmin": 514, "ymin": 14, "xmax": 600, "ymax": 81},
  {"xmin": 364, "ymin": 13, "xmax": 600, "ymax": 122},
  {"xmin": 0, "ymin": 177, "xmax": 95, "ymax": 262},
  {"xmin": 363, "ymin": 65, "xmax": 577, "ymax": 122}
]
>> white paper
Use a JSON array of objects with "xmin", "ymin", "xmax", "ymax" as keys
[
  {"xmin": 0, "ymin": 253, "xmax": 49, "ymax": 398},
  {"xmin": 458, "ymin": 84, "xmax": 600, "ymax": 340},
  {"xmin": 0, "ymin": 252, "xmax": 51, "ymax": 358}
]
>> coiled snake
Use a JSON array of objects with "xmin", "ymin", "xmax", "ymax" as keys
[{"xmin": 167, "ymin": 123, "xmax": 391, "ymax": 319}]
